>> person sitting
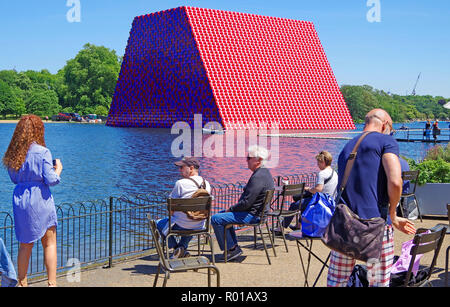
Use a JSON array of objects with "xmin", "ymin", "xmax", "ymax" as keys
[
  {"xmin": 276, "ymin": 151, "xmax": 338, "ymax": 232},
  {"xmin": 156, "ymin": 157, "xmax": 211, "ymax": 259},
  {"xmin": 211, "ymin": 145, "xmax": 274, "ymax": 262}
]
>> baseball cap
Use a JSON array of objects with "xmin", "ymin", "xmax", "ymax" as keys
[{"xmin": 174, "ymin": 157, "xmax": 200, "ymax": 169}]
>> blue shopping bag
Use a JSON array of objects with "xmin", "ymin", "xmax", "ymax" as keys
[{"xmin": 301, "ymin": 192, "xmax": 336, "ymax": 237}]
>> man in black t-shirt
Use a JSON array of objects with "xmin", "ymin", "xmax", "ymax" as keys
[{"xmin": 327, "ymin": 109, "xmax": 416, "ymax": 287}]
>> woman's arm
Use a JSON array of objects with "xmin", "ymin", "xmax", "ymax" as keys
[{"xmin": 42, "ymin": 149, "xmax": 61, "ymax": 186}]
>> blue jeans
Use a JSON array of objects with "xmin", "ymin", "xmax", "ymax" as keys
[
  {"xmin": 211, "ymin": 211, "xmax": 259, "ymax": 251},
  {"xmin": 156, "ymin": 218, "xmax": 193, "ymax": 250}
]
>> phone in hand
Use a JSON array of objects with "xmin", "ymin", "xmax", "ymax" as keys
[{"xmin": 53, "ymin": 159, "xmax": 57, "ymax": 166}]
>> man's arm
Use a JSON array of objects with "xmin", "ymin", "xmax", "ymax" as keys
[
  {"xmin": 382, "ymin": 153, "xmax": 416, "ymax": 235},
  {"xmin": 228, "ymin": 177, "xmax": 260, "ymax": 212}
]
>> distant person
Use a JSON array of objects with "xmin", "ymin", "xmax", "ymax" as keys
[
  {"xmin": 275, "ymin": 150, "xmax": 338, "ymax": 232},
  {"xmin": 156, "ymin": 157, "xmax": 211, "ymax": 259},
  {"xmin": 327, "ymin": 108, "xmax": 416, "ymax": 287},
  {"xmin": 2, "ymin": 115, "xmax": 63, "ymax": 287},
  {"xmin": 211, "ymin": 145, "xmax": 274, "ymax": 262},
  {"xmin": 424, "ymin": 119, "xmax": 431, "ymax": 141},
  {"xmin": 432, "ymin": 120, "xmax": 440, "ymax": 141}
]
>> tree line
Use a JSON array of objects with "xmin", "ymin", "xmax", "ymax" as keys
[
  {"xmin": 1, "ymin": 43, "xmax": 449, "ymax": 122},
  {"xmin": 0, "ymin": 43, "xmax": 121, "ymax": 118},
  {"xmin": 341, "ymin": 85, "xmax": 449, "ymax": 123}
]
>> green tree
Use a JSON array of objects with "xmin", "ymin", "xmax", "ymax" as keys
[
  {"xmin": 0, "ymin": 80, "xmax": 20, "ymax": 118},
  {"xmin": 60, "ymin": 43, "xmax": 121, "ymax": 114},
  {"xmin": 341, "ymin": 85, "xmax": 378, "ymax": 122},
  {"xmin": 341, "ymin": 85, "xmax": 449, "ymax": 123},
  {"xmin": 25, "ymin": 87, "xmax": 60, "ymax": 117}
]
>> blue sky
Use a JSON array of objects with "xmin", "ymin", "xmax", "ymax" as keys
[{"xmin": 1, "ymin": 0, "xmax": 449, "ymax": 97}]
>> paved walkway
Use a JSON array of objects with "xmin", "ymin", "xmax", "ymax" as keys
[{"xmin": 31, "ymin": 218, "xmax": 449, "ymax": 287}]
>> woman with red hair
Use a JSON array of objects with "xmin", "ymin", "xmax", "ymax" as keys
[{"xmin": 2, "ymin": 115, "xmax": 63, "ymax": 287}]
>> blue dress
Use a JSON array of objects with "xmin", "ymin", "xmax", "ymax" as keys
[{"xmin": 8, "ymin": 143, "xmax": 60, "ymax": 243}]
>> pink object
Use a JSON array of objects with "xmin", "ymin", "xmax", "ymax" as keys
[{"xmin": 391, "ymin": 231, "xmax": 430, "ymax": 275}]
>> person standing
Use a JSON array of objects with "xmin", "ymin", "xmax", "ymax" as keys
[
  {"xmin": 211, "ymin": 145, "xmax": 274, "ymax": 262},
  {"xmin": 327, "ymin": 109, "xmax": 416, "ymax": 287},
  {"xmin": 2, "ymin": 115, "xmax": 63, "ymax": 287},
  {"xmin": 432, "ymin": 120, "xmax": 440, "ymax": 141},
  {"xmin": 156, "ymin": 157, "xmax": 211, "ymax": 259},
  {"xmin": 424, "ymin": 119, "xmax": 431, "ymax": 141}
]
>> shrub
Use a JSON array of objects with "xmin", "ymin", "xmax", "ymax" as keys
[{"xmin": 423, "ymin": 143, "xmax": 450, "ymax": 163}]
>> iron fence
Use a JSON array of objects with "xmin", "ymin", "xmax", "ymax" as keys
[{"xmin": 0, "ymin": 173, "xmax": 316, "ymax": 279}]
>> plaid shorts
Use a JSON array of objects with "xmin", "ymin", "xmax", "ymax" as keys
[{"xmin": 327, "ymin": 225, "xmax": 394, "ymax": 287}]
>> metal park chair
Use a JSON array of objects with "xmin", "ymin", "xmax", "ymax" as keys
[
  {"xmin": 400, "ymin": 227, "xmax": 446, "ymax": 287},
  {"xmin": 224, "ymin": 189, "xmax": 276, "ymax": 264},
  {"xmin": 399, "ymin": 170, "xmax": 422, "ymax": 222},
  {"xmin": 431, "ymin": 203, "xmax": 450, "ymax": 287},
  {"xmin": 164, "ymin": 197, "xmax": 215, "ymax": 263},
  {"xmin": 148, "ymin": 218, "xmax": 220, "ymax": 287},
  {"xmin": 267, "ymin": 183, "xmax": 306, "ymax": 252}
]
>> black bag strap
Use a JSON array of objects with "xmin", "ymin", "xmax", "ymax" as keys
[{"xmin": 324, "ymin": 169, "xmax": 334, "ymax": 185}]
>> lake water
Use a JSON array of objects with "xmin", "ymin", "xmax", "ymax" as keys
[{"xmin": 0, "ymin": 121, "xmax": 448, "ymax": 213}]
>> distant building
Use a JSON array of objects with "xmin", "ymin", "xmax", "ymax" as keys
[{"xmin": 107, "ymin": 7, "xmax": 355, "ymax": 130}]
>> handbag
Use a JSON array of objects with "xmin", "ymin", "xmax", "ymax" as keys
[
  {"xmin": 301, "ymin": 192, "xmax": 336, "ymax": 237},
  {"xmin": 321, "ymin": 131, "xmax": 388, "ymax": 262}
]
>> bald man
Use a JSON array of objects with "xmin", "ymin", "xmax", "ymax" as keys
[{"xmin": 327, "ymin": 109, "xmax": 416, "ymax": 287}]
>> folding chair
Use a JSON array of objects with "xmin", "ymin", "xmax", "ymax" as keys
[
  {"xmin": 148, "ymin": 218, "xmax": 220, "ymax": 287},
  {"xmin": 224, "ymin": 189, "xmax": 276, "ymax": 264},
  {"xmin": 288, "ymin": 231, "xmax": 331, "ymax": 287},
  {"xmin": 399, "ymin": 170, "xmax": 422, "ymax": 222},
  {"xmin": 402, "ymin": 227, "xmax": 446, "ymax": 287},
  {"xmin": 267, "ymin": 183, "xmax": 305, "ymax": 252},
  {"xmin": 165, "ymin": 197, "xmax": 215, "ymax": 263},
  {"xmin": 432, "ymin": 204, "xmax": 450, "ymax": 287}
]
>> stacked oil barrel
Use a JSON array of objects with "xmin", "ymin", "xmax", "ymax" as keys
[{"xmin": 107, "ymin": 6, "xmax": 355, "ymax": 130}]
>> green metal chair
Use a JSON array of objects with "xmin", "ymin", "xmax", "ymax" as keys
[
  {"xmin": 165, "ymin": 196, "xmax": 215, "ymax": 263},
  {"xmin": 148, "ymin": 217, "xmax": 220, "ymax": 287},
  {"xmin": 399, "ymin": 170, "xmax": 422, "ymax": 222},
  {"xmin": 401, "ymin": 227, "xmax": 446, "ymax": 287},
  {"xmin": 223, "ymin": 189, "xmax": 276, "ymax": 264},
  {"xmin": 267, "ymin": 183, "xmax": 305, "ymax": 252}
]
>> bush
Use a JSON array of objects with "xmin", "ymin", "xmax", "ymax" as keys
[
  {"xmin": 423, "ymin": 143, "xmax": 450, "ymax": 163},
  {"xmin": 407, "ymin": 144, "xmax": 450, "ymax": 184}
]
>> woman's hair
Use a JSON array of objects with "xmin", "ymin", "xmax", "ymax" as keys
[
  {"xmin": 315, "ymin": 150, "xmax": 333, "ymax": 166},
  {"xmin": 3, "ymin": 115, "xmax": 46, "ymax": 171},
  {"xmin": 248, "ymin": 145, "xmax": 269, "ymax": 166}
]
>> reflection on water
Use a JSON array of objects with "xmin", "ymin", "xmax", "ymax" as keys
[{"xmin": 0, "ymin": 121, "xmax": 448, "ymax": 211}]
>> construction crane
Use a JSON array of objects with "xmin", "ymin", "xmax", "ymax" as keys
[{"xmin": 411, "ymin": 72, "xmax": 421, "ymax": 96}]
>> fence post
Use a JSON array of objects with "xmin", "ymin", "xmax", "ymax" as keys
[{"xmin": 104, "ymin": 196, "xmax": 114, "ymax": 268}]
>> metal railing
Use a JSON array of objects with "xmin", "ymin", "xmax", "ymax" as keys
[
  {"xmin": 0, "ymin": 173, "xmax": 316, "ymax": 279},
  {"xmin": 395, "ymin": 128, "xmax": 450, "ymax": 142}
]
